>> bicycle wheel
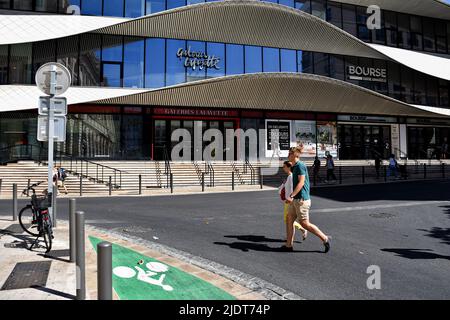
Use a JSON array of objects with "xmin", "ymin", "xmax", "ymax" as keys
[
  {"xmin": 42, "ymin": 223, "xmax": 52, "ymax": 253},
  {"xmin": 19, "ymin": 206, "xmax": 39, "ymax": 237}
]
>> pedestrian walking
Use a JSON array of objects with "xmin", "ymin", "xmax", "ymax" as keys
[
  {"xmin": 279, "ymin": 161, "xmax": 308, "ymax": 241},
  {"xmin": 325, "ymin": 154, "xmax": 337, "ymax": 183},
  {"xmin": 387, "ymin": 154, "xmax": 399, "ymax": 179},
  {"xmin": 312, "ymin": 156, "xmax": 321, "ymax": 183},
  {"xmin": 280, "ymin": 146, "xmax": 331, "ymax": 253},
  {"xmin": 57, "ymin": 166, "xmax": 69, "ymax": 194}
]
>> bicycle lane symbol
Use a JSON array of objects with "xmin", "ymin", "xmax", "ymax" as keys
[{"xmin": 113, "ymin": 262, "xmax": 174, "ymax": 291}]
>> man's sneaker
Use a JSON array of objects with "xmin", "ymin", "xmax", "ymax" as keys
[
  {"xmin": 279, "ymin": 245, "xmax": 294, "ymax": 252},
  {"xmin": 323, "ymin": 237, "xmax": 332, "ymax": 253},
  {"xmin": 301, "ymin": 230, "xmax": 308, "ymax": 241}
]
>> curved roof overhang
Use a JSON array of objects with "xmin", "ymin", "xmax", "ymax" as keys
[
  {"xmin": 0, "ymin": 1, "xmax": 449, "ymax": 80},
  {"xmin": 0, "ymin": 73, "xmax": 448, "ymax": 118},
  {"xmin": 332, "ymin": 0, "xmax": 450, "ymax": 21},
  {"xmin": 92, "ymin": 73, "xmax": 450, "ymax": 118}
]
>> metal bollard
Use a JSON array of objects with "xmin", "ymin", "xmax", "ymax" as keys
[
  {"xmin": 79, "ymin": 175, "xmax": 83, "ymax": 197},
  {"xmin": 75, "ymin": 211, "xmax": 85, "ymax": 300},
  {"xmin": 69, "ymin": 199, "xmax": 76, "ymax": 263},
  {"xmin": 232, "ymin": 172, "xmax": 235, "ymax": 191},
  {"xmin": 27, "ymin": 179, "xmax": 31, "ymax": 197},
  {"xmin": 424, "ymin": 164, "xmax": 427, "ymax": 179},
  {"xmin": 109, "ymin": 176, "xmax": 112, "ymax": 196},
  {"xmin": 12, "ymin": 183, "xmax": 17, "ymax": 221},
  {"xmin": 260, "ymin": 170, "xmax": 263, "ymax": 190},
  {"xmin": 384, "ymin": 166, "xmax": 387, "ymax": 182},
  {"xmin": 170, "ymin": 173, "xmax": 173, "ymax": 194},
  {"xmin": 97, "ymin": 242, "xmax": 112, "ymax": 300},
  {"xmin": 202, "ymin": 173, "xmax": 205, "ymax": 192},
  {"xmin": 52, "ymin": 185, "xmax": 57, "ymax": 228},
  {"xmin": 138, "ymin": 175, "xmax": 142, "ymax": 195}
]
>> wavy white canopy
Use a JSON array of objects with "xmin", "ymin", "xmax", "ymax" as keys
[
  {"xmin": 0, "ymin": 1, "xmax": 449, "ymax": 81},
  {"xmin": 1, "ymin": 73, "xmax": 448, "ymax": 118}
]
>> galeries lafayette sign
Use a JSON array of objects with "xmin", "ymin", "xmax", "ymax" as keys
[{"xmin": 176, "ymin": 47, "xmax": 220, "ymax": 71}]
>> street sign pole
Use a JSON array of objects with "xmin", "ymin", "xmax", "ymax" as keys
[{"xmin": 47, "ymin": 65, "xmax": 57, "ymax": 223}]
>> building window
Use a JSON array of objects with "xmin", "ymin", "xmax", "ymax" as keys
[
  {"xmin": 439, "ymin": 80, "xmax": 449, "ymax": 108},
  {"xmin": 0, "ymin": 45, "xmax": 8, "ymax": 84},
  {"xmin": 413, "ymin": 73, "xmax": 427, "ymax": 105},
  {"xmin": 411, "ymin": 16, "xmax": 423, "ymax": 51},
  {"xmin": 166, "ymin": 39, "xmax": 186, "ymax": 85},
  {"xmin": 310, "ymin": 0, "xmax": 326, "ymax": 20},
  {"xmin": 9, "ymin": 43, "xmax": 32, "ymax": 84},
  {"xmin": 397, "ymin": 14, "xmax": 411, "ymax": 49},
  {"xmin": 313, "ymin": 52, "xmax": 329, "ymax": 76},
  {"xmin": 13, "ymin": 0, "xmax": 33, "ymax": 10},
  {"xmin": 145, "ymin": 38, "xmax": 165, "ymax": 88},
  {"xmin": 244, "ymin": 45, "xmax": 262, "ymax": 74},
  {"xmin": 384, "ymin": 11, "xmax": 398, "ymax": 47},
  {"xmin": 123, "ymin": 37, "xmax": 145, "ymax": 88},
  {"xmin": 146, "ymin": 0, "xmax": 165, "ymax": 14},
  {"xmin": 104, "ymin": 0, "xmax": 124, "ymax": 17},
  {"xmin": 187, "ymin": 0, "xmax": 205, "ymax": 4},
  {"xmin": 435, "ymin": 21, "xmax": 447, "ymax": 54},
  {"xmin": 125, "ymin": 0, "xmax": 145, "ymax": 18},
  {"xmin": 81, "ymin": 0, "xmax": 102, "ymax": 15},
  {"xmin": 326, "ymin": 2, "xmax": 342, "ymax": 29},
  {"xmin": 295, "ymin": 0, "xmax": 310, "ymax": 13},
  {"xmin": 79, "ymin": 34, "xmax": 102, "ymax": 86},
  {"xmin": 226, "ymin": 44, "xmax": 244, "ymax": 75},
  {"xmin": 302, "ymin": 51, "xmax": 313, "ymax": 74},
  {"xmin": 186, "ymin": 41, "xmax": 206, "ymax": 82},
  {"xmin": 279, "ymin": 0, "xmax": 295, "ymax": 8},
  {"xmin": 0, "ymin": 0, "xmax": 10, "ymax": 9},
  {"xmin": 401, "ymin": 66, "xmax": 414, "ymax": 104},
  {"xmin": 33, "ymin": 40, "xmax": 56, "ymax": 80},
  {"xmin": 329, "ymin": 54, "xmax": 345, "ymax": 81},
  {"xmin": 206, "ymin": 42, "xmax": 225, "ymax": 78},
  {"xmin": 57, "ymin": 36, "xmax": 79, "ymax": 86},
  {"xmin": 102, "ymin": 63, "xmax": 122, "ymax": 87},
  {"xmin": 167, "ymin": 0, "xmax": 185, "ymax": 9},
  {"xmin": 297, "ymin": 50, "xmax": 303, "ymax": 73},
  {"xmin": 342, "ymin": 4, "xmax": 357, "ymax": 37},
  {"xmin": 263, "ymin": 47, "xmax": 280, "ymax": 72},
  {"xmin": 280, "ymin": 49, "xmax": 297, "ymax": 72},
  {"xmin": 36, "ymin": 0, "xmax": 58, "ymax": 12},
  {"xmin": 423, "ymin": 18, "xmax": 436, "ymax": 52}
]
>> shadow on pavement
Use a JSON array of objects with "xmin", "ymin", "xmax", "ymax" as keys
[
  {"xmin": 418, "ymin": 227, "xmax": 450, "ymax": 246},
  {"xmin": 224, "ymin": 235, "xmax": 301, "ymax": 244},
  {"xmin": 214, "ymin": 241, "xmax": 322, "ymax": 253},
  {"xmin": 311, "ymin": 180, "xmax": 450, "ymax": 203},
  {"xmin": 381, "ymin": 248, "xmax": 450, "ymax": 261},
  {"xmin": 30, "ymin": 285, "xmax": 76, "ymax": 300}
]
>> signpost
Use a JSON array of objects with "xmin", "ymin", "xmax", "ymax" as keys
[{"xmin": 35, "ymin": 62, "xmax": 71, "ymax": 227}]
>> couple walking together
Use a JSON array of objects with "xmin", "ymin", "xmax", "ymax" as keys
[{"xmin": 279, "ymin": 146, "xmax": 331, "ymax": 253}]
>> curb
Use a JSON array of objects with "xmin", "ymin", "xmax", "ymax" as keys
[{"xmin": 86, "ymin": 224, "xmax": 304, "ymax": 300}]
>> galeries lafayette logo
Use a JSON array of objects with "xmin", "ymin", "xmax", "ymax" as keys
[{"xmin": 176, "ymin": 47, "xmax": 220, "ymax": 71}]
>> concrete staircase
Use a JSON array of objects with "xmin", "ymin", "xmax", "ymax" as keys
[{"xmin": 1, "ymin": 159, "xmax": 449, "ymax": 197}]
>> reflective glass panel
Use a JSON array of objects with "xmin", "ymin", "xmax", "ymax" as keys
[
  {"xmin": 123, "ymin": 38, "xmax": 145, "ymax": 87},
  {"xmin": 145, "ymin": 38, "xmax": 166, "ymax": 88},
  {"xmin": 263, "ymin": 47, "xmax": 280, "ymax": 72},
  {"xmin": 81, "ymin": 0, "xmax": 102, "ymax": 15},
  {"xmin": 280, "ymin": 49, "xmax": 296, "ymax": 72},
  {"xmin": 125, "ymin": 0, "xmax": 145, "ymax": 17},
  {"xmin": 146, "ymin": 0, "xmax": 165, "ymax": 14},
  {"xmin": 244, "ymin": 46, "xmax": 262, "ymax": 73},
  {"xmin": 103, "ymin": 63, "xmax": 122, "ymax": 87},
  {"xmin": 167, "ymin": 0, "xmax": 185, "ymax": 9},
  {"xmin": 104, "ymin": 0, "xmax": 124, "ymax": 17},
  {"xmin": 9, "ymin": 44, "xmax": 32, "ymax": 84},
  {"xmin": 166, "ymin": 39, "xmax": 186, "ymax": 85},
  {"xmin": 102, "ymin": 36, "xmax": 123, "ymax": 62},
  {"xmin": 206, "ymin": 42, "xmax": 225, "ymax": 78},
  {"xmin": 186, "ymin": 41, "xmax": 206, "ymax": 82},
  {"xmin": 226, "ymin": 44, "xmax": 244, "ymax": 75},
  {"xmin": 36, "ymin": 0, "xmax": 58, "ymax": 12}
]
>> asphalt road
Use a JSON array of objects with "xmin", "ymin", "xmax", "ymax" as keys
[{"xmin": 1, "ymin": 180, "xmax": 450, "ymax": 300}]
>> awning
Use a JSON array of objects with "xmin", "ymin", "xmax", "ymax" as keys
[{"xmin": 2, "ymin": 73, "xmax": 447, "ymax": 118}]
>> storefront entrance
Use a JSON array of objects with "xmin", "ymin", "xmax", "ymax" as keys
[
  {"xmin": 338, "ymin": 124, "xmax": 391, "ymax": 160},
  {"xmin": 153, "ymin": 119, "xmax": 237, "ymax": 160},
  {"xmin": 408, "ymin": 126, "xmax": 450, "ymax": 159}
]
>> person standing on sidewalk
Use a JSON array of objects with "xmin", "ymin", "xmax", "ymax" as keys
[
  {"xmin": 387, "ymin": 154, "xmax": 399, "ymax": 179},
  {"xmin": 279, "ymin": 161, "xmax": 308, "ymax": 241},
  {"xmin": 312, "ymin": 156, "xmax": 321, "ymax": 183},
  {"xmin": 325, "ymin": 154, "xmax": 337, "ymax": 183},
  {"xmin": 281, "ymin": 146, "xmax": 331, "ymax": 253}
]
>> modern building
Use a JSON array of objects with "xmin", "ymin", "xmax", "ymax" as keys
[{"xmin": 1, "ymin": 0, "xmax": 450, "ymax": 161}]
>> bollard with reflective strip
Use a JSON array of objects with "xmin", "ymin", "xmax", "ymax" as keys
[{"xmin": 76, "ymin": 211, "xmax": 85, "ymax": 300}]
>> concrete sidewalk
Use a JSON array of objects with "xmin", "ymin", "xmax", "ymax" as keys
[{"xmin": 0, "ymin": 219, "xmax": 265, "ymax": 300}]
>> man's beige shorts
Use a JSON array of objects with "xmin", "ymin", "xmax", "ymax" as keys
[{"xmin": 288, "ymin": 199, "xmax": 312, "ymax": 222}]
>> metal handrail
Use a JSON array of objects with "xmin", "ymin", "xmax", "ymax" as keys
[
  {"xmin": 244, "ymin": 160, "xmax": 256, "ymax": 185},
  {"xmin": 163, "ymin": 148, "xmax": 172, "ymax": 188},
  {"xmin": 207, "ymin": 161, "xmax": 215, "ymax": 187}
]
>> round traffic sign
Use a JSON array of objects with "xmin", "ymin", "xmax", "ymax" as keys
[{"xmin": 35, "ymin": 62, "xmax": 71, "ymax": 96}]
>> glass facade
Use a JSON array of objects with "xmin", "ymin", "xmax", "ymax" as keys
[
  {"xmin": 0, "ymin": 34, "xmax": 449, "ymax": 108},
  {"xmin": 1, "ymin": 1, "xmax": 449, "ymax": 55}
]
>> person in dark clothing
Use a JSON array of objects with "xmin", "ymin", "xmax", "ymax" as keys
[
  {"xmin": 312, "ymin": 156, "xmax": 321, "ymax": 183},
  {"xmin": 325, "ymin": 154, "xmax": 337, "ymax": 183}
]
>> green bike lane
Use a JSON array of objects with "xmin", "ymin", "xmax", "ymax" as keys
[{"xmin": 89, "ymin": 236, "xmax": 235, "ymax": 300}]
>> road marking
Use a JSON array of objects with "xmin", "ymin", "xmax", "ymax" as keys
[
  {"xmin": 312, "ymin": 201, "xmax": 450, "ymax": 213},
  {"xmin": 89, "ymin": 236, "xmax": 235, "ymax": 300}
]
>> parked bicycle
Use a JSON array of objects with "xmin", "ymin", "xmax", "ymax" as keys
[{"xmin": 18, "ymin": 181, "xmax": 54, "ymax": 252}]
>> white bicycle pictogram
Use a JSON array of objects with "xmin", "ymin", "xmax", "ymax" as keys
[{"xmin": 113, "ymin": 261, "xmax": 174, "ymax": 291}]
